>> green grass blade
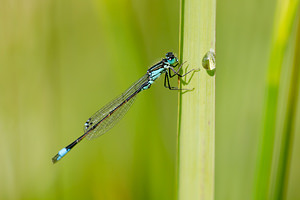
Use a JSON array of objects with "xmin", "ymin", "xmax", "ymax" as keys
[
  {"xmin": 177, "ymin": 0, "xmax": 216, "ymax": 199},
  {"xmin": 273, "ymin": 14, "xmax": 300, "ymax": 200},
  {"xmin": 254, "ymin": 0, "xmax": 300, "ymax": 199}
]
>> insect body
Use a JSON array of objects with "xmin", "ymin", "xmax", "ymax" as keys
[{"xmin": 52, "ymin": 52, "xmax": 195, "ymax": 163}]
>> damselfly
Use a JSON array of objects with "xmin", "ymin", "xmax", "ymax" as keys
[{"xmin": 52, "ymin": 52, "xmax": 196, "ymax": 163}]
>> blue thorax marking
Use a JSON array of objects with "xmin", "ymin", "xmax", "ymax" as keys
[
  {"xmin": 150, "ymin": 67, "xmax": 166, "ymax": 81},
  {"xmin": 142, "ymin": 66, "xmax": 167, "ymax": 90}
]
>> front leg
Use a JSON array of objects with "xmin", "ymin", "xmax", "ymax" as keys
[
  {"xmin": 169, "ymin": 65, "xmax": 198, "ymax": 78},
  {"xmin": 164, "ymin": 72, "xmax": 192, "ymax": 91},
  {"xmin": 168, "ymin": 63, "xmax": 179, "ymax": 78},
  {"xmin": 169, "ymin": 62, "xmax": 185, "ymax": 78}
]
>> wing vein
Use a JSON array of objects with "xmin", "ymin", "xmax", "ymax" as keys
[{"xmin": 84, "ymin": 73, "xmax": 149, "ymax": 140}]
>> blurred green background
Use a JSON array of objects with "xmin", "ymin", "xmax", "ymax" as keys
[{"xmin": 0, "ymin": 0, "xmax": 299, "ymax": 200}]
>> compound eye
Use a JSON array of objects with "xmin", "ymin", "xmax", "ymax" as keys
[
  {"xmin": 165, "ymin": 52, "xmax": 177, "ymax": 65},
  {"xmin": 166, "ymin": 52, "xmax": 174, "ymax": 59},
  {"xmin": 167, "ymin": 58, "xmax": 176, "ymax": 65}
]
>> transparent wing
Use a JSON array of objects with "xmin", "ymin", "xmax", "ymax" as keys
[{"xmin": 84, "ymin": 74, "xmax": 149, "ymax": 140}]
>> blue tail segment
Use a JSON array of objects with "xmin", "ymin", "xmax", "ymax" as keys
[
  {"xmin": 52, "ymin": 134, "xmax": 84, "ymax": 164},
  {"xmin": 52, "ymin": 148, "xmax": 70, "ymax": 164}
]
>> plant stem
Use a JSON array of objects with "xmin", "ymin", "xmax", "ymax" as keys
[
  {"xmin": 274, "ymin": 14, "xmax": 300, "ymax": 200},
  {"xmin": 177, "ymin": 0, "xmax": 216, "ymax": 199},
  {"xmin": 254, "ymin": 0, "xmax": 300, "ymax": 199}
]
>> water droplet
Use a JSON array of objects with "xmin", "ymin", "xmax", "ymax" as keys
[{"xmin": 202, "ymin": 49, "xmax": 216, "ymax": 71}]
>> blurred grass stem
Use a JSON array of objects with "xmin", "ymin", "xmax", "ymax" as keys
[
  {"xmin": 254, "ymin": 0, "xmax": 300, "ymax": 199},
  {"xmin": 274, "ymin": 14, "xmax": 300, "ymax": 200}
]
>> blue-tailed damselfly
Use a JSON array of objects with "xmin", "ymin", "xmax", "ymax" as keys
[{"xmin": 52, "ymin": 52, "xmax": 196, "ymax": 163}]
